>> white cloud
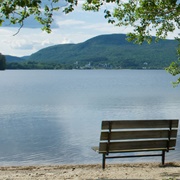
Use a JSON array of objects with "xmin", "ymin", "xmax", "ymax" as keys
[
  {"xmin": 61, "ymin": 38, "xmax": 73, "ymax": 44},
  {"xmin": 40, "ymin": 40, "xmax": 54, "ymax": 46},
  {"xmin": 9, "ymin": 40, "xmax": 33, "ymax": 50},
  {"xmin": 56, "ymin": 19, "xmax": 85, "ymax": 26}
]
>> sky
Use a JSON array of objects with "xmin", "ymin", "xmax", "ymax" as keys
[{"xmin": 0, "ymin": 1, "xmax": 179, "ymax": 57}]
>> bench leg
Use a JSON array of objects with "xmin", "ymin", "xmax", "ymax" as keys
[
  {"xmin": 162, "ymin": 150, "xmax": 165, "ymax": 165},
  {"xmin": 102, "ymin": 154, "xmax": 106, "ymax": 169}
]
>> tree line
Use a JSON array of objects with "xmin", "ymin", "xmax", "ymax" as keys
[{"xmin": 0, "ymin": 53, "xmax": 6, "ymax": 70}]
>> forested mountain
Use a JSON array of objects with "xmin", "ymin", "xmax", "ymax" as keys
[
  {"xmin": 5, "ymin": 55, "xmax": 27, "ymax": 69},
  {"xmin": 6, "ymin": 34, "xmax": 178, "ymax": 69},
  {"xmin": 5, "ymin": 55, "xmax": 25, "ymax": 62},
  {"xmin": 27, "ymin": 34, "xmax": 178, "ymax": 69}
]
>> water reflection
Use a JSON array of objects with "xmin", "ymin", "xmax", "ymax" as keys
[{"xmin": 0, "ymin": 70, "xmax": 180, "ymax": 165}]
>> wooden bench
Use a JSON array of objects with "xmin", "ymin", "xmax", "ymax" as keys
[{"xmin": 92, "ymin": 119, "xmax": 179, "ymax": 169}]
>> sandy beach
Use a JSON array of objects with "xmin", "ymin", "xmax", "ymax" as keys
[{"xmin": 0, "ymin": 162, "xmax": 180, "ymax": 179}]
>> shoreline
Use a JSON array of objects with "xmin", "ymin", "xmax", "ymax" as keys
[{"xmin": 0, "ymin": 162, "xmax": 180, "ymax": 179}]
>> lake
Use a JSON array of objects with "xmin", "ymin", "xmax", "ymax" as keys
[{"xmin": 0, "ymin": 70, "xmax": 180, "ymax": 166}]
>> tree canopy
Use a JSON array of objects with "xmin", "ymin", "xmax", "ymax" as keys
[
  {"xmin": 0, "ymin": 53, "xmax": 6, "ymax": 70},
  {"xmin": 0, "ymin": 0, "xmax": 180, "ymax": 84}
]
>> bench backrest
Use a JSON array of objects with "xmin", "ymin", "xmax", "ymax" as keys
[{"xmin": 99, "ymin": 119, "xmax": 179, "ymax": 153}]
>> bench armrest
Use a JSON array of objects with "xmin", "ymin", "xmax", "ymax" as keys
[{"xmin": 91, "ymin": 146, "xmax": 99, "ymax": 152}]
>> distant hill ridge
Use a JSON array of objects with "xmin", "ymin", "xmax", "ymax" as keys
[
  {"xmin": 5, "ymin": 55, "xmax": 25, "ymax": 62},
  {"xmin": 6, "ymin": 34, "xmax": 178, "ymax": 69}
]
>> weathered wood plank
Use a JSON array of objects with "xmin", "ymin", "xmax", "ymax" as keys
[
  {"xmin": 100, "ymin": 130, "xmax": 178, "ymax": 141},
  {"xmin": 98, "ymin": 147, "xmax": 175, "ymax": 153},
  {"xmin": 102, "ymin": 120, "xmax": 179, "ymax": 130},
  {"xmin": 99, "ymin": 139, "xmax": 176, "ymax": 153}
]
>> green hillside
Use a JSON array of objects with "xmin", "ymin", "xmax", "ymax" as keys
[
  {"xmin": 27, "ymin": 34, "xmax": 178, "ymax": 69},
  {"xmin": 6, "ymin": 34, "xmax": 178, "ymax": 69},
  {"xmin": 5, "ymin": 55, "xmax": 25, "ymax": 62},
  {"xmin": 5, "ymin": 55, "xmax": 28, "ymax": 69}
]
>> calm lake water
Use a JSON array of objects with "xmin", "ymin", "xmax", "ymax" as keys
[{"xmin": 0, "ymin": 70, "xmax": 180, "ymax": 166}]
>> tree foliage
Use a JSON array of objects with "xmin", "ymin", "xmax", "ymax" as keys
[
  {"xmin": 0, "ymin": 53, "xmax": 6, "ymax": 70},
  {"xmin": 1, "ymin": 0, "xmax": 179, "ymax": 40},
  {"xmin": 84, "ymin": 0, "xmax": 180, "ymax": 43},
  {"xmin": 166, "ymin": 39, "xmax": 180, "ymax": 86},
  {"xmin": 0, "ymin": 0, "xmax": 180, "ymax": 83},
  {"xmin": 0, "ymin": 0, "xmax": 77, "ymax": 34}
]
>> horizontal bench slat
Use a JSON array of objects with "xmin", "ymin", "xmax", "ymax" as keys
[
  {"xmin": 108, "ymin": 147, "xmax": 175, "ymax": 153},
  {"xmin": 99, "ymin": 139, "xmax": 176, "ymax": 153},
  {"xmin": 93, "ymin": 147, "xmax": 175, "ymax": 153},
  {"xmin": 102, "ymin": 120, "xmax": 179, "ymax": 130},
  {"xmin": 100, "ymin": 130, "xmax": 178, "ymax": 141}
]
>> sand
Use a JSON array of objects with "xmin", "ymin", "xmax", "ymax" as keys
[{"xmin": 0, "ymin": 162, "xmax": 180, "ymax": 179}]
